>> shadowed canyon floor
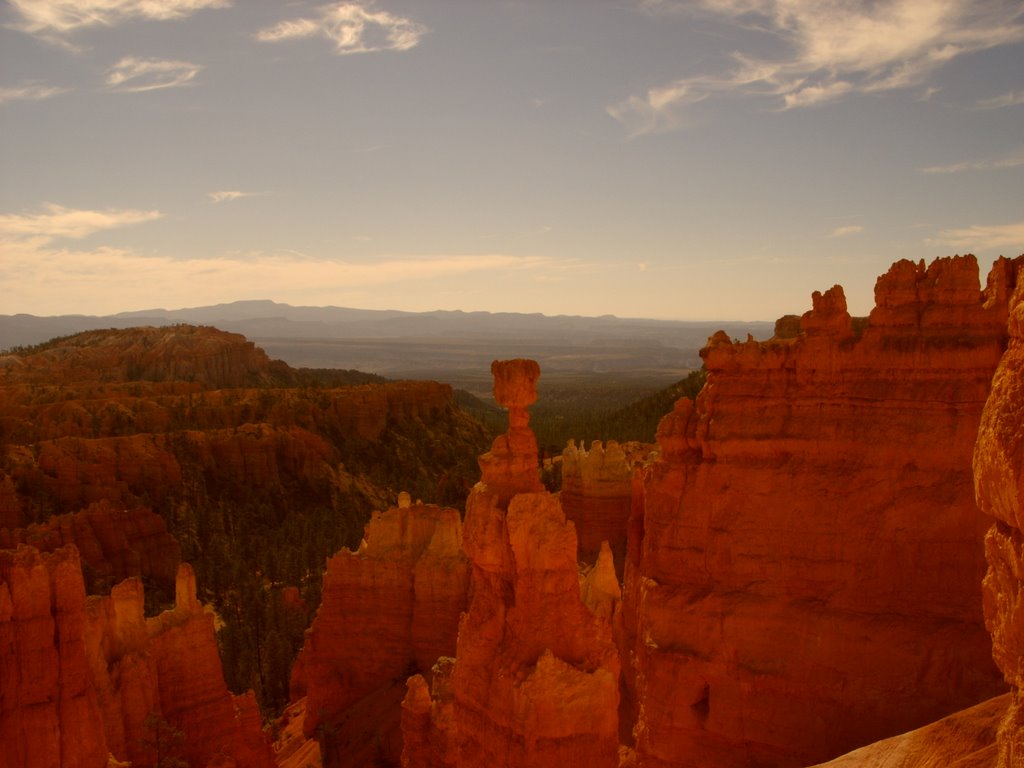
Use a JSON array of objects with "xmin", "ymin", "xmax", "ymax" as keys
[{"xmin": 2, "ymin": 253, "xmax": 1024, "ymax": 767}]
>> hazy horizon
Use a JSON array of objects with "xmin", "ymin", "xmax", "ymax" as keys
[{"xmin": 2, "ymin": 1, "xmax": 1022, "ymax": 321}]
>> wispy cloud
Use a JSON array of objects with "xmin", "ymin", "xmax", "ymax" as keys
[
  {"xmin": 0, "ymin": 203, "xmax": 161, "ymax": 241},
  {"xmin": 256, "ymin": 2, "xmax": 428, "ymax": 54},
  {"xmin": 8, "ymin": 0, "xmax": 231, "ymax": 36},
  {"xmin": 927, "ymin": 219, "xmax": 1024, "ymax": 251},
  {"xmin": 0, "ymin": 81, "xmax": 68, "ymax": 105},
  {"xmin": 208, "ymin": 190, "xmax": 258, "ymax": 204},
  {"xmin": 611, "ymin": 0, "xmax": 1024, "ymax": 135},
  {"xmin": 975, "ymin": 90, "xmax": 1024, "ymax": 109},
  {"xmin": 106, "ymin": 56, "xmax": 201, "ymax": 92},
  {"xmin": 922, "ymin": 148, "xmax": 1024, "ymax": 174},
  {"xmin": 829, "ymin": 224, "xmax": 863, "ymax": 238}
]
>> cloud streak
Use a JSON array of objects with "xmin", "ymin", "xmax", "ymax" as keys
[
  {"xmin": 927, "ymin": 219, "xmax": 1024, "ymax": 251},
  {"xmin": 0, "ymin": 82, "xmax": 68, "ymax": 105},
  {"xmin": 0, "ymin": 203, "xmax": 161, "ymax": 242},
  {"xmin": 611, "ymin": 0, "xmax": 1024, "ymax": 134},
  {"xmin": 8, "ymin": 0, "xmax": 231, "ymax": 35},
  {"xmin": 975, "ymin": 90, "xmax": 1024, "ymax": 109},
  {"xmin": 208, "ymin": 190, "xmax": 258, "ymax": 203},
  {"xmin": 106, "ymin": 57, "xmax": 202, "ymax": 92},
  {"xmin": 256, "ymin": 2, "xmax": 427, "ymax": 55},
  {"xmin": 829, "ymin": 225, "xmax": 863, "ymax": 238},
  {"xmin": 922, "ymin": 148, "xmax": 1024, "ymax": 174}
]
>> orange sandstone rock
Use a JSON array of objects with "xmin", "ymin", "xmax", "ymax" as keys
[
  {"xmin": 974, "ymin": 260, "xmax": 1024, "ymax": 768},
  {"xmin": 292, "ymin": 502, "xmax": 469, "ymax": 767},
  {"xmin": 0, "ymin": 544, "xmax": 108, "ymax": 768},
  {"xmin": 0, "ymin": 549, "xmax": 274, "ymax": 768},
  {"xmin": 808, "ymin": 694, "xmax": 1008, "ymax": 768},
  {"xmin": 0, "ymin": 501, "xmax": 180, "ymax": 593},
  {"xmin": 560, "ymin": 439, "xmax": 638, "ymax": 571},
  {"xmin": 628, "ymin": 255, "xmax": 1015, "ymax": 767},
  {"xmin": 402, "ymin": 359, "xmax": 621, "ymax": 768}
]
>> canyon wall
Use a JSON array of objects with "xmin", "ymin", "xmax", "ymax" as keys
[
  {"xmin": 0, "ymin": 545, "xmax": 274, "ymax": 768},
  {"xmin": 0, "ymin": 501, "xmax": 180, "ymax": 593},
  {"xmin": 560, "ymin": 438, "xmax": 636, "ymax": 572},
  {"xmin": 974, "ymin": 262, "xmax": 1024, "ymax": 767},
  {"xmin": 401, "ymin": 359, "xmax": 622, "ymax": 768},
  {"xmin": 627, "ymin": 255, "xmax": 1018, "ymax": 767},
  {"xmin": 291, "ymin": 496, "xmax": 469, "ymax": 768}
]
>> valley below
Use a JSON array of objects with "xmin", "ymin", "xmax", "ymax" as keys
[{"xmin": 2, "ymin": 254, "xmax": 1024, "ymax": 768}]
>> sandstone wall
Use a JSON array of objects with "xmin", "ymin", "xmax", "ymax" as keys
[
  {"xmin": 292, "ymin": 499, "xmax": 469, "ymax": 768},
  {"xmin": 974, "ymin": 260, "xmax": 1024, "ymax": 767},
  {"xmin": 628, "ymin": 255, "xmax": 1017, "ymax": 766},
  {"xmin": 560, "ymin": 438, "xmax": 636, "ymax": 571},
  {"xmin": 0, "ymin": 546, "xmax": 275, "ymax": 768}
]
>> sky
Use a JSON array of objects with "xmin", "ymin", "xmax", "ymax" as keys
[{"xmin": 1, "ymin": 0, "xmax": 1022, "ymax": 321}]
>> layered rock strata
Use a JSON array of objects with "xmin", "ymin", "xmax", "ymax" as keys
[
  {"xmin": 628, "ymin": 255, "xmax": 1017, "ymax": 766},
  {"xmin": 292, "ymin": 497, "xmax": 469, "ymax": 767},
  {"xmin": 402, "ymin": 358, "xmax": 622, "ymax": 768},
  {"xmin": 0, "ymin": 545, "xmax": 275, "ymax": 768},
  {"xmin": 0, "ymin": 501, "xmax": 180, "ymax": 593},
  {"xmin": 0, "ymin": 544, "xmax": 109, "ymax": 768},
  {"xmin": 974, "ymin": 262, "xmax": 1024, "ymax": 767},
  {"xmin": 560, "ymin": 438, "xmax": 636, "ymax": 571},
  {"xmin": 808, "ymin": 694, "xmax": 1009, "ymax": 768}
]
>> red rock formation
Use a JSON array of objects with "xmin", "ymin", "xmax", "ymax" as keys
[
  {"xmin": 0, "ymin": 544, "xmax": 109, "ymax": 768},
  {"xmin": 0, "ymin": 501, "xmax": 180, "ymax": 592},
  {"xmin": 402, "ymin": 358, "xmax": 621, "ymax": 768},
  {"xmin": 627, "ymin": 255, "xmax": 1016, "ymax": 767},
  {"xmin": 560, "ymin": 438, "xmax": 637, "ymax": 571},
  {"xmin": 274, "ymin": 698, "xmax": 323, "ymax": 768},
  {"xmin": 145, "ymin": 565, "xmax": 276, "ymax": 768},
  {"xmin": 292, "ymin": 499, "xmax": 469, "ymax": 767},
  {"xmin": 808, "ymin": 694, "xmax": 1008, "ymax": 768},
  {"xmin": 0, "ymin": 325, "xmax": 285, "ymax": 389},
  {"xmin": 1, "ymin": 546, "xmax": 275, "ymax": 768},
  {"xmin": 974, "ymin": 262, "xmax": 1024, "ymax": 767}
]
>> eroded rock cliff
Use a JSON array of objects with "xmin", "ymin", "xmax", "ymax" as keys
[
  {"xmin": 0, "ymin": 323, "xmax": 491, "ymax": 716},
  {"xmin": 292, "ymin": 497, "xmax": 469, "ymax": 768},
  {"xmin": 627, "ymin": 255, "xmax": 1016, "ymax": 766},
  {"xmin": 401, "ymin": 358, "xmax": 622, "ymax": 768},
  {"xmin": 560, "ymin": 438, "xmax": 639, "ymax": 572},
  {"xmin": 974, "ymin": 260, "xmax": 1024, "ymax": 767},
  {"xmin": 0, "ymin": 501, "xmax": 180, "ymax": 594},
  {"xmin": 0, "ymin": 546, "xmax": 274, "ymax": 768}
]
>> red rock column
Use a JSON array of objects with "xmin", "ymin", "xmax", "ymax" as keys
[
  {"xmin": 403, "ymin": 359, "xmax": 622, "ymax": 768},
  {"xmin": 975, "ymin": 263, "xmax": 1024, "ymax": 767}
]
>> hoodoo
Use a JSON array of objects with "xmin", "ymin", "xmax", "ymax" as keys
[{"xmin": 401, "ymin": 358, "xmax": 622, "ymax": 768}]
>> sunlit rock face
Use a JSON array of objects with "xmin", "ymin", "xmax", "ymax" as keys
[
  {"xmin": 401, "ymin": 359, "xmax": 622, "ymax": 768},
  {"xmin": 627, "ymin": 255, "xmax": 1019, "ymax": 767},
  {"xmin": 0, "ymin": 550, "xmax": 274, "ymax": 768},
  {"xmin": 974, "ymin": 263, "xmax": 1024, "ymax": 768},
  {"xmin": 292, "ymin": 501, "xmax": 469, "ymax": 768},
  {"xmin": 561, "ymin": 439, "xmax": 636, "ymax": 573},
  {"xmin": 806, "ymin": 693, "xmax": 1009, "ymax": 768},
  {"xmin": 0, "ymin": 544, "xmax": 108, "ymax": 768}
]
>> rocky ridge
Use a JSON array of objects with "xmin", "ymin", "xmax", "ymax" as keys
[
  {"xmin": 0, "ymin": 323, "xmax": 491, "ymax": 718},
  {"xmin": 0, "ymin": 544, "xmax": 274, "ymax": 767},
  {"xmin": 626, "ymin": 255, "xmax": 1017, "ymax": 766}
]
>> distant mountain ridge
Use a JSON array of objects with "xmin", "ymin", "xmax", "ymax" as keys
[{"xmin": 0, "ymin": 300, "xmax": 775, "ymax": 379}]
